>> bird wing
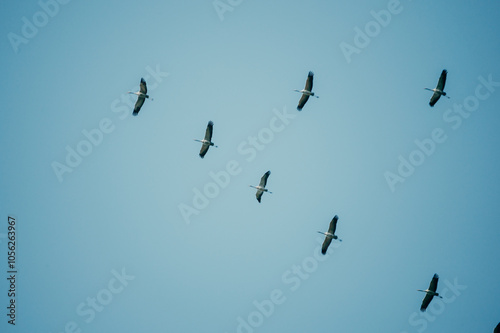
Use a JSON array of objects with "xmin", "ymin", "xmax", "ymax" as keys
[
  {"xmin": 204, "ymin": 121, "xmax": 214, "ymax": 141},
  {"xmin": 328, "ymin": 215, "xmax": 339, "ymax": 235},
  {"xmin": 259, "ymin": 171, "xmax": 271, "ymax": 187},
  {"xmin": 321, "ymin": 235, "xmax": 333, "ymax": 254},
  {"xmin": 297, "ymin": 94, "xmax": 310, "ymax": 111},
  {"xmin": 494, "ymin": 322, "xmax": 500, "ymax": 333},
  {"xmin": 420, "ymin": 293, "xmax": 434, "ymax": 312},
  {"xmin": 428, "ymin": 274, "xmax": 439, "ymax": 292},
  {"xmin": 304, "ymin": 71, "xmax": 314, "ymax": 92},
  {"xmin": 140, "ymin": 78, "xmax": 147, "ymax": 94},
  {"xmin": 199, "ymin": 143, "xmax": 210, "ymax": 158},
  {"xmin": 256, "ymin": 189, "xmax": 264, "ymax": 202},
  {"xmin": 133, "ymin": 96, "xmax": 146, "ymax": 116},
  {"xmin": 436, "ymin": 70, "xmax": 447, "ymax": 91},
  {"xmin": 429, "ymin": 91, "xmax": 441, "ymax": 107}
]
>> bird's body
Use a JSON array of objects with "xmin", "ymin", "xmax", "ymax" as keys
[
  {"xmin": 418, "ymin": 274, "xmax": 443, "ymax": 311},
  {"xmin": 318, "ymin": 215, "xmax": 342, "ymax": 254},
  {"xmin": 425, "ymin": 70, "xmax": 449, "ymax": 107},
  {"xmin": 294, "ymin": 71, "xmax": 319, "ymax": 111},
  {"xmin": 249, "ymin": 171, "xmax": 272, "ymax": 202},
  {"xmin": 194, "ymin": 121, "xmax": 217, "ymax": 158},
  {"xmin": 128, "ymin": 78, "xmax": 151, "ymax": 116}
]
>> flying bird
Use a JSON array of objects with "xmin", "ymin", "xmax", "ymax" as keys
[
  {"xmin": 317, "ymin": 215, "xmax": 342, "ymax": 255},
  {"xmin": 417, "ymin": 274, "xmax": 443, "ymax": 311},
  {"xmin": 194, "ymin": 121, "xmax": 218, "ymax": 158},
  {"xmin": 249, "ymin": 171, "xmax": 272, "ymax": 203},
  {"xmin": 128, "ymin": 78, "xmax": 152, "ymax": 116},
  {"xmin": 294, "ymin": 71, "xmax": 319, "ymax": 111},
  {"xmin": 425, "ymin": 70, "xmax": 449, "ymax": 107}
]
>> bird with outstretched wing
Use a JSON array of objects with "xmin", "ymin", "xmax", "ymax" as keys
[
  {"xmin": 318, "ymin": 215, "xmax": 342, "ymax": 254},
  {"xmin": 199, "ymin": 121, "xmax": 215, "ymax": 158},
  {"xmin": 419, "ymin": 274, "xmax": 442, "ymax": 311},
  {"xmin": 428, "ymin": 70, "xmax": 448, "ymax": 107}
]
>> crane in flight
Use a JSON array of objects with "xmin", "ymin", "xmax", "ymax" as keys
[
  {"xmin": 417, "ymin": 273, "xmax": 443, "ymax": 311},
  {"xmin": 249, "ymin": 171, "xmax": 272, "ymax": 203},
  {"xmin": 294, "ymin": 71, "xmax": 319, "ymax": 111},
  {"xmin": 194, "ymin": 121, "xmax": 218, "ymax": 158},
  {"xmin": 317, "ymin": 215, "xmax": 342, "ymax": 254},
  {"xmin": 128, "ymin": 78, "xmax": 153, "ymax": 116},
  {"xmin": 425, "ymin": 70, "xmax": 449, "ymax": 107}
]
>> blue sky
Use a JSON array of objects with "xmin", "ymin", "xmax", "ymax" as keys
[{"xmin": 1, "ymin": 0, "xmax": 500, "ymax": 332}]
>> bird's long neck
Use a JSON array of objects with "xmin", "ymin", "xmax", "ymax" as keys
[{"xmin": 417, "ymin": 289, "xmax": 438, "ymax": 295}]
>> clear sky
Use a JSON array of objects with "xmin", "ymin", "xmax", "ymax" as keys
[{"xmin": 1, "ymin": 0, "xmax": 500, "ymax": 332}]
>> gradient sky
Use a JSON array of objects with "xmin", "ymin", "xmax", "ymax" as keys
[{"xmin": 1, "ymin": 0, "xmax": 500, "ymax": 332}]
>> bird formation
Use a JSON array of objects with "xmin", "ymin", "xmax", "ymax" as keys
[
  {"xmin": 130, "ymin": 68, "xmax": 448, "ymax": 114},
  {"xmin": 127, "ymin": 69, "xmax": 451, "ymax": 312}
]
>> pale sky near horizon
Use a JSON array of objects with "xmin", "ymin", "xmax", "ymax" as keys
[{"xmin": 1, "ymin": 0, "xmax": 500, "ymax": 332}]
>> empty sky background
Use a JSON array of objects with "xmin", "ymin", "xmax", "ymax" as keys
[{"xmin": 1, "ymin": 0, "xmax": 500, "ymax": 332}]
